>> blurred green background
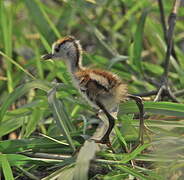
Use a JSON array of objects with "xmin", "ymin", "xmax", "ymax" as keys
[{"xmin": 0, "ymin": 0, "xmax": 184, "ymax": 179}]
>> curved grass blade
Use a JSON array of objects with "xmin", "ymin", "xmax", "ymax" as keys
[
  {"xmin": 48, "ymin": 86, "xmax": 76, "ymax": 151},
  {"xmin": 0, "ymin": 51, "xmax": 35, "ymax": 80},
  {"xmin": 0, "ymin": 80, "xmax": 51, "ymax": 121}
]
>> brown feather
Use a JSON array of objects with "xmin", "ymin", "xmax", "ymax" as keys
[{"xmin": 75, "ymin": 68, "xmax": 128, "ymax": 108}]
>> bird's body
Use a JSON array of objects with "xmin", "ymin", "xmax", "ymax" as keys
[
  {"xmin": 42, "ymin": 36, "xmax": 137, "ymax": 145},
  {"xmin": 75, "ymin": 68, "xmax": 127, "ymax": 112}
]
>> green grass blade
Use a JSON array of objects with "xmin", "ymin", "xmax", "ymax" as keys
[
  {"xmin": 120, "ymin": 144, "xmax": 150, "ymax": 163},
  {"xmin": 113, "ymin": 0, "xmax": 147, "ymax": 31},
  {"xmin": 115, "ymin": 126, "xmax": 128, "ymax": 148},
  {"xmin": 34, "ymin": 0, "xmax": 61, "ymax": 38},
  {"xmin": 0, "ymin": 153, "xmax": 62, "ymax": 167},
  {"xmin": 24, "ymin": 109, "xmax": 43, "ymax": 138},
  {"xmin": 24, "ymin": 0, "xmax": 51, "ymax": 40},
  {"xmin": 143, "ymin": 119, "xmax": 184, "ymax": 128},
  {"xmin": 0, "ymin": 118, "xmax": 24, "ymax": 137},
  {"xmin": 0, "ymin": 137, "xmax": 69, "ymax": 154},
  {"xmin": 16, "ymin": 166, "xmax": 40, "ymax": 180},
  {"xmin": 0, "ymin": 1, "xmax": 13, "ymax": 92},
  {"xmin": 0, "ymin": 154, "xmax": 29, "ymax": 167},
  {"xmin": 120, "ymin": 101, "xmax": 184, "ymax": 117},
  {"xmin": 0, "ymin": 154, "xmax": 14, "ymax": 180},
  {"xmin": 118, "ymin": 165, "xmax": 148, "ymax": 180},
  {"xmin": 32, "ymin": 42, "xmax": 44, "ymax": 79},
  {"xmin": 132, "ymin": 9, "xmax": 148, "ymax": 72},
  {"xmin": 0, "ymin": 51, "xmax": 36, "ymax": 80},
  {"xmin": 40, "ymin": 33, "xmax": 52, "ymax": 52},
  {"xmin": 0, "ymin": 80, "xmax": 51, "ymax": 121},
  {"xmin": 48, "ymin": 87, "xmax": 76, "ymax": 151},
  {"xmin": 95, "ymin": 0, "xmax": 112, "ymax": 25}
]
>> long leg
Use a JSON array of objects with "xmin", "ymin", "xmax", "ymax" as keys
[
  {"xmin": 127, "ymin": 94, "xmax": 144, "ymax": 144},
  {"xmin": 95, "ymin": 100, "xmax": 115, "ymax": 145}
]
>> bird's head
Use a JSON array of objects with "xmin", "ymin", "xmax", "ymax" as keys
[{"xmin": 42, "ymin": 36, "xmax": 82, "ymax": 63}]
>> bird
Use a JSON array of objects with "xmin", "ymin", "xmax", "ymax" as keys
[{"xmin": 42, "ymin": 36, "xmax": 144, "ymax": 146}]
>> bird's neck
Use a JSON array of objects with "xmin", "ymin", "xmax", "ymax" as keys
[
  {"xmin": 66, "ymin": 51, "xmax": 84, "ymax": 76},
  {"xmin": 64, "ymin": 40, "xmax": 84, "ymax": 79}
]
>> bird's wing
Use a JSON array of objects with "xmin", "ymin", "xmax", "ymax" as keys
[
  {"xmin": 88, "ymin": 72, "xmax": 110, "ymax": 90},
  {"xmin": 75, "ymin": 69, "xmax": 119, "ymax": 99}
]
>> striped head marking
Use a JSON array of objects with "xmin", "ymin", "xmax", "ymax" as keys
[{"xmin": 42, "ymin": 36, "xmax": 82, "ymax": 62}]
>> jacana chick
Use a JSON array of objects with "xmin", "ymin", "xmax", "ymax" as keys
[{"xmin": 42, "ymin": 36, "xmax": 144, "ymax": 145}]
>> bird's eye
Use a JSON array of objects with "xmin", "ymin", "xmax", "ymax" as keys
[{"xmin": 55, "ymin": 47, "xmax": 59, "ymax": 52}]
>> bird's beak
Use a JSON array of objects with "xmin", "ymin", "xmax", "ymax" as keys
[{"xmin": 41, "ymin": 53, "xmax": 53, "ymax": 60}]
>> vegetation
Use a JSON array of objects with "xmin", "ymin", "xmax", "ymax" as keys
[{"xmin": 0, "ymin": 0, "xmax": 184, "ymax": 179}]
